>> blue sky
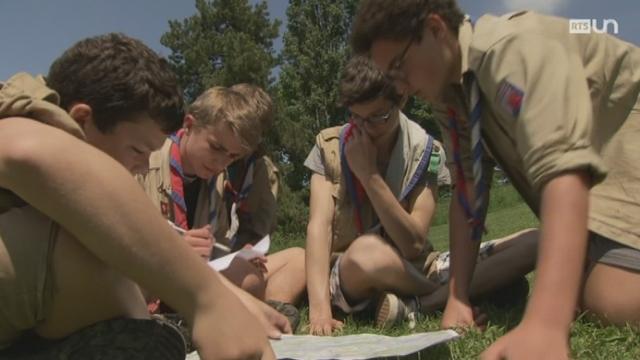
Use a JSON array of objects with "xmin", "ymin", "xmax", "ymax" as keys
[{"xmin": 1, "ymin": 0, "xmax": 637, "ymax": 80}]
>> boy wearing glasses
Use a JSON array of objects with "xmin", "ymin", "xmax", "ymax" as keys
[
  {"xmin": 352, "ymin": 0, "xmax": 640, "ymax": 358},
  {"xmin": 303, "ymin": 56, "xmax": 537, "ymax": 335}
]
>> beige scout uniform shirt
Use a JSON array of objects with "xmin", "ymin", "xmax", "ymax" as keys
[
  {"xmin": 137, "ymin": 139, "xmax": 229, "ymax": 245},
  {"xmin": 216, "ymin": 154, "xmax": 279, "ymax": 250},
  {"xmin": 436, "ymin": 12, "xmax": 640, "ymax": 249},
  {"xmin": 0, "ymin": 73, "xmax": 86, "ymax": 348},
  {"xmin": 305, "ymin": 113, "xmax": 443, "ymax": 270}
]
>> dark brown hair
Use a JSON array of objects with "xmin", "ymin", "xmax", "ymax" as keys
[
  {"xmin": 47, "ymin": 33, "xmax": 184, "ymax": 134},
  {"xmin": 351, "ymin": 0, "xmax": 465, "ymax": 54},
  {"xmin": 339, "ymin": 55, "xmax": 402, "ymax": 108}
]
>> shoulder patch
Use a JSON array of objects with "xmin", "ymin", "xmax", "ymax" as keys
[
  {"xmin": 427, "ymin": 146, "xmax": 442, "ymax": 175},
  {"xmin": 496, "ymin": 80, "xmax": 524, "ymax": 118}
]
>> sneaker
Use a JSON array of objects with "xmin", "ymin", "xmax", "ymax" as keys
[
  {"xmin": 266, "ymin": 300, "xmax": 301, "ymax": 333},
  {"xmin": 375, "ymin": 292, "xmax": 421, "ymax": 329}
]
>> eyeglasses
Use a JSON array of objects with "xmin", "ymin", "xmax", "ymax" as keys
[
  {"xmin": 349, "ymin": 107, "xmax": 396, "ymax": 125},
  {"xmin": 387, "ymin": 37, "xmax": 414, "ymax": 80},
  {"xmin": 386, "ymin": 17, "xmax": 423, "ymax": 81}
]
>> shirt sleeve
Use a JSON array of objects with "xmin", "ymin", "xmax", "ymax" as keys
[
  {"xmin": 303, "ymin": 144, "xmax": 326, "ymax": 176},
  {"xmin": 477, "ymin": 32, "xmax": 607, "ymax": 191}
]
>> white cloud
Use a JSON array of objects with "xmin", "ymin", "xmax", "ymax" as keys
[{"xmin": 500, "ymin": 0, "xmax": 569, "ymax": 14}]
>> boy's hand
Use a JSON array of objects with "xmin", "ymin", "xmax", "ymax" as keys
[
  {"xmin": 240, "ymin": 291, "xmax": 292, "ymax": 339},
  {"xmin": 191, "ymin": 289, "xmax": 275, "ymax": 360},
  {"xmin": 255, "ymin": 301, "xmax": 293, "ymax": 339},
  {"xmin": 481, "ymin": 321, "xmax": 570, "ymax": 360},
  {"xmin": 309, "ymin": 315, "xmax": 343, "ymax": 336},
  {"xmin": 184, "ymin": 225, "xmax": 214, "ymax": 259},
  {"xmin": 345, "ymin": 126, "xmax": 378, "ymax": 181},
  {"xmin": 244, "ymin": 244, "xmax": 269, "ymax": 273},
  {"xmin": 441, "ymin": 297, "xmax": 487, "ymax": 330}
]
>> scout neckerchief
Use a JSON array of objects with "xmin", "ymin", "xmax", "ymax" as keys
[
  {"xmin": 223, "ymin": 154, "xmax": 257, "ymax": 248},
  {"xmin": 448, "ymin": 73, "xmax": 487, "ymax": 241},
  {"xmin": 339, "ymin": 122, "xmax": 367, "ymax": 235},
  {"xmin": 224, "ymin": 154, "xmax": 257, "ymax": 213},
  {"xmin": 339, "ymin": 121, "xmax": 434, "ymax": 236},
  {"xmin": 169, "ymin": 129, "xmax": 188, "ymax": 230}
]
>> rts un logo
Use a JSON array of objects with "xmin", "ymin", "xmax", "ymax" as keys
[{"xmin": 569, "ymin": 19, "xmax": 620, "ymax": 34}]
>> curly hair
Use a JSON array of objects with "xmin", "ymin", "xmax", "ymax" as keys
[
  {"xmin": 339, "ymin": 55, "xmax": 402, "ymax": 108},
  {"xmin": 47, "ymin": 33, "xmax": 184, "ymax": 134}
]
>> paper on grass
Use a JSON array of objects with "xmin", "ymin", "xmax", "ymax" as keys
[
  {"xmin": 186, "ymin": 330, "xmax": 459, "ymax": 360},
  {"xmin": 207, "ymin": 235, "xmax": 270, "ymax": 271}
]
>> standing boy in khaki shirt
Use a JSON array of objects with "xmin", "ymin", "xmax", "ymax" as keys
[
  {"xmin": 0, "ymin": 33, "xmax": 275, "ymax": 359},
  {"xmin": 352, "ymin": 1, "xmax": 640, "ymax": 359}
]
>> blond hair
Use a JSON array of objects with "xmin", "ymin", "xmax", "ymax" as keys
[
  {"xmin": 188, "ymin": 86, "xmax": 262, "ymax": 152},
  {"xmin": 230, "ymin": 83, "xmax": 275, "ymax": 133}
]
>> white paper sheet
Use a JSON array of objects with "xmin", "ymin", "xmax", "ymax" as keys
[
  {"xmin": 186, "ymin": 330, "xmax": 459, "ymax": 360},
  {"xmin": 207, "ymin": 235, "xmax": 270, "ymax": 271}
]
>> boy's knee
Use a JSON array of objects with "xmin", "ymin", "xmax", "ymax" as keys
[
  {"xmin": 583, "ymin": 294, "xmax": 640, "ymax": 327},
  {"xmin": 288, "ymin": 247, "xmax": 306, "ymax": 270},
  {"xmin": 224, "ymin": 258, "xmax": 267, "ymax": 299},
  {"xmin": 342, "ymin": 235, "xmax": 397, "ymax": 277},
  {"xmin": 582, "ymin": 263, "xmax": 640, "ymax": 327},
  {"xmin": 285, "ymin": 247, "xmax": 305, "ymax": 261}
]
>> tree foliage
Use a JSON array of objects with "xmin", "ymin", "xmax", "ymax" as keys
[
  {"xmin": 273, "ymin": 0, "xmax": 358, "ymax": 190},
  {"xmin": 161, "ymin": 0, "xmax": 280, "ymax": 101}
]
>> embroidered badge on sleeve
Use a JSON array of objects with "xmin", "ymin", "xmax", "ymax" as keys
[{"xmin": 496, "ymin": 80, "xmax": 524, "ymax": 118}]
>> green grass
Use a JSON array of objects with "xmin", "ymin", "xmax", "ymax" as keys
[{"xmin": 271, "ymin": 184, "xmax": 640, "ymax": 359}]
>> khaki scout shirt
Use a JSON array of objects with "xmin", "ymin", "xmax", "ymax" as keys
[
  {"xmin": 308, "ymin": 113, "xmax": 442, "ymax": 254},
  {"xmin": 137, "ymin": 139, "xmax": 229, "ymax": 245},
  {"xmin": 0, "ymin": 73, "xmax": 86, "ymax": 212},
  {"xmin": 216, "ymin": 154, "xmax": 279, "ymax": 250},
  {"xmin": 0, "ymin": 73, "xmax": 86, "ymax": 348},
  {"xmin": 436, "ymin": 12, "xmax": 640, "ymax": 249}
]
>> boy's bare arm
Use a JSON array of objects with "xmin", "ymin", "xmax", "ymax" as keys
[
  {"xmin": 482, "ymin": 171, "xmax": 589, "ymax": 360},
  {"xmin": 441, "ymin": 185, "xmax": 483, "ymax": 328},
  {"xmin": 0, "ymin": 118, "xmax": 272, "ymax": 359},
  {"xmin": 520, "ymin": 171, "xmax": 590, "ymax": 329},
  {"xmin": 344, "ymin": 126, "xmax": 436, "ymax": 259},
  {"xmin": 305, "ymin": 173, "xmax": 339, "ymax": 335},
  {"xmin": 362, "ymin": 174, "xmax": 437, "ymax": 259}
]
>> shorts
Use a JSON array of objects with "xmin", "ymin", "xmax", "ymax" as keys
[
  {"xmin": 0, "ymin": 206, "xmax": 58, "ymax": 349},
  {"xmin": 588, "ymin": 232, "xmax": 640, "ymax": 271}
]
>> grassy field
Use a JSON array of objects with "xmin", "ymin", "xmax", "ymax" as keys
[{"xmin": 271, "ymin": 184, "xmax": 640, "ymax": 359}]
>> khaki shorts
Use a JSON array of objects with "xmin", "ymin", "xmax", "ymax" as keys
[{"xmin": 0, "ymin": 206, "xmax": 58, "ymax": 349}]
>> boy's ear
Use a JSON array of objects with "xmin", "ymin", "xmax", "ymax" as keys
[
  {"xmin": 68, "ymin": 103, "xmax": 94, "ymax": 130},
  {"xmin": 425, "ymin": 13, "xmax": 447, "ymax": 41},
  {"xmin": 183, "ymin": 114, "xmax": 196, "ymax": 133}
]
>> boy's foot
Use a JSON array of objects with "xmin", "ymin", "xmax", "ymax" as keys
[
  {"xmin": 266, "ymin": 300, "xmax": 300, "ymax": 333},
  {"xmin": 375, "ymin": 293, "xmax": 421, "ymax": 329}
]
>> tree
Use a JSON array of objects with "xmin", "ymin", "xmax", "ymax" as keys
[
  {"xmin": 404, "ymin": 97, "xmax": 441, "ymax": 141},
  {"xmin": 274, "ymin": 0, "xmax": 358, "ymax": 191},
  {"xmin": 161, "ymin": 0, "xmax": 280, "ymax": 101}
]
